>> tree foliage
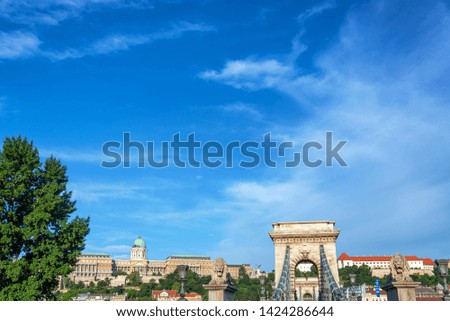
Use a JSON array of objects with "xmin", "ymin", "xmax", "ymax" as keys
[
  {"xmin": 339, "ymin": 264, "xmax": 450, "ymax": 288},
  {"xmin": 126, "ymin": 271, "xmax": 141, "ymax": 286},
  {"xmin": 0, "ymin": 136, "xmax": 90, "ymax": 300},
  {"xmin": 338, "ymin": 264, "xmax": 380, "ymax": 286},
  {"xmin": 411, "ymin": 267, "xmax": 450, "ymax": 286},
  {"xmin": 157, "ymin": 269, "xmax": 211, "ymax": 300},
  {"xmin": 233, "ymin": 266, "xmax": 267, "ymax": 301}
]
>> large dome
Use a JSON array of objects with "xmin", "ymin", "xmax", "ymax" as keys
[{"xmin": 133, "ymin": 236, "xmax": 146, "ymax": 248}]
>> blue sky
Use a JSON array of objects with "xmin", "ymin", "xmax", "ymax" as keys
[{"xmin": 1, "ymin": 0, "xmax": 449, "ymax": 270}]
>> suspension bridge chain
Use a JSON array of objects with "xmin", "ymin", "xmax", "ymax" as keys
[
  {"xmin": 272, "ymin": 245, "xmax": 291, "ymax": 301},
  {"xmin": 319, "ymin": 244, "xmax": 343, "ymax": 301}
]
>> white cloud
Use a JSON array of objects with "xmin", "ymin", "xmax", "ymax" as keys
[
  {"xmin": 0, "ymin": 31, "xmax": 40, "ymax": 59},
  {"xmin": 40, "ymin": 148, "xmax": 102, "ymax": 163},
  {"xmin": 200, "ymin": 58, "xmax": 294, "ymax": 90},
  {"xmin": 42, "ymin": 33, "xmax": 150, "ymax": 60},
  {"xmin": 218, "ymin": 102, "xmax": 262, "ymax": 119},
  {"xmin": 70, "ymin": 181, "xmax": 153, "ymax": 202},
  {"xmin": 84, "ymin": 243, "xmax": 131, "ymax": 254},
  {"xmin": 0, "ymin": 0, "xmax": 153, "ymax": 26},
  {"xmin": 68, "ymin": 176, "xmax": 181, "ymax": 203},
  {"xmin": 90, "ymin": 34, "xmax": 150, "ymax": 54},
  {"xmin": 297, "ymin": 0, "xmax": 336, "ymax": 24},
  {"xmin": 2, "ymin": 22, "xmax": 214, "ymax": 60}
]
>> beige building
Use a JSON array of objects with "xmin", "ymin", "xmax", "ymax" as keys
[
  {"xmin": 151, "ymin": 290, "xmax": 202, "ymax": 301},
  {"xmin": 69, "ymin": 236, "xmax": 253, "ymax": 283},
  {"xmin": 227, "ymin": 264, "xmax": 254, "ymax": 280},
  {"xmin": 363, "ymin": 289, "xmax": 388, "ymax": 301},
  {"xmin": 71, "ymin": 253, "xmax": 113, "ymax": 281}
]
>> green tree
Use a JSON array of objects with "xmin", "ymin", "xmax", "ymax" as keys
[
  {"xmin": 339, "ymin": 264, "xmax": 375, "ymax": 286},
  {"xmin": 156, "ymin": 270, "xmax": 210, "ymax": 300},
  {"xmin": 97, "ymin": 280, "xmax": 108, "ymax": 288},
  {"xmin": 126, "ymin": 289, "xmax": 139, "ymax": 300},
  {"xmin": 411, "ymin": 267, "xmax": 450, "ymax": 286},
  {"xmin": 233, "ymin": 266, "xmax": 262, "ymax": 301},
  {"xmin": 171, "ymin": 281, "xmax": 181, "ymax": 292},
  {"xmin": 126, "ymin": 271, "xmax": 141, "ymax": 286},
  {"xmin": 0, "ymin": 136, "xmax": 90, "ymax": 300},
  {"xmin": 112, "ymin": 270, "xmax": 127, "ymax": 277},
  {"xmin": 139, "ymin": 280, "xmax": 157, "ymax": 298}
]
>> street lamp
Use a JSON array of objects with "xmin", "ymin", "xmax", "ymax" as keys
[
  {"xmin": 259, "ymin": 275, "xmax": 267, "ymax": 301},
  {"xmin": 349, "ymin": 274, "xmax": 356, "ymax": 285},
  {"xmin": 338, "ymin": 281, "xmax": 345, "ymax": 300},
  {"xmin": 177, "ymin": 265, "xmax": 189, "ymax": 301},
  {"xmin": 349, "ymin": 274, "xmax": 357, "ymax": 301},
  {"xmin": 436, "ymin": 259, "xmax": 449, "ymax": 301}
]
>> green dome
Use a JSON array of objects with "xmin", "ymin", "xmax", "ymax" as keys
[{"xmin": 133, "ymin": 236, "xmax": 146, "ymax": 248}]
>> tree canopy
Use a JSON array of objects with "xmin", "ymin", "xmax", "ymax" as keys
[
  {"xmin": 411, "ymin": 267, "xmax": 450, "ymax": 286},
  {"xmin": 233, "ymin": 266, "xmax": 272, "ymax": 301},
  {"xmin": 0, "ymin": 136, "xmax": 90, "ymax": 300},
  {"xmin": 338, "ymin": 264, "xmax": 381, "ymax": 286}
]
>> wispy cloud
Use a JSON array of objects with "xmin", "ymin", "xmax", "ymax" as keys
[
  {"xmin": 218, "ymin": 102, "xmax": 263, "ymax": 119},
  {"xmin": 69, "ymin": 176, "xmax": 181, "ymax": 203},
  {"xmin": 40, "ymin": 148, "xmax": 102, "ymax": 163},
  {"xmin": 0, "ymin": 0, "xmax": 153, "ymax": 26},
  {"xmin": 70, "ymin": 181, "xmax": 154, "ymax": 202},
  {"xmin": 85, "ymin": 244, "xmax": 131, "ymax": 253},
  {"xmin": 0, "ymin": 22, "xmax": 214, "ymax": 60},
  {"xmin": 0, "ymin": 31, "xmax": 40, "ymax": 59},
  {"xmin": 45, "ymin": 21, "xmax": 215, "ymax": 60},
  {"xmin": 297, "ymin": 0, "xmax": 336, "ymax": 24},
  {"xmin": 200, "ymin": 58, "xmax": 294, "ymax": 90},
  {"xmin": 42, "ymin": 33, "xmax": 150, "ymax": 60}
]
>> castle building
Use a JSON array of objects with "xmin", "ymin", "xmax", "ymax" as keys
[
  {"xmin": 71, "ymin": 253, "xmax": 113, "ymax": 280},
  {"xmin": 337, "ymin": 253, "xmax": 435, "ymax": 277},
  {"xmin": 69, "ymin": 236, "xmax": 253, "ymax": 283}
]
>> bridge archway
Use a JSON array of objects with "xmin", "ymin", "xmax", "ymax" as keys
[
  {"xmin": 303, "ymin": 292, "xmax": 313, "ymax": 301},
  {"xmin": 294, "ymin": 259, "xmax": 319, "ymax": 301},
  {"xmin": 269, "ymin": 221, "xmax": 340, "ymax": 300}
]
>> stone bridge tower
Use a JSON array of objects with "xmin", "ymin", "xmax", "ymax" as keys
[{"xmin": 269, "ymin": 221, "xmax": 340, "ymax": 300}]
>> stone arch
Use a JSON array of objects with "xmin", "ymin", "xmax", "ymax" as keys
[
  {"xmin": 291, "ymin": 256, "xmax": 321, "ymax": 300},
  {"xmin": 303, "ymin": 292, "xmax": 313, "ymax": 301}
]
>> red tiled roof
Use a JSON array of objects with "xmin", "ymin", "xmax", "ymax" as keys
[
  {"xmin": 422, "ymin": 258, "xmax": 435, "ymax": 266},
  {"xmin": 152, "ymin": 290, "xmax": 200, "ymax": 299},
  {"xmin": 152, "ymin": 290, "xmax": 178, "ymax": 297},
  {"xmin": 366, "ymin": 289, "xmax": 387, "ymax": 295},
  {"xmin": 337, "ymin": 253, "xmax": 351, "ymax": 260},
  {"xmin": 338, "ymin": 253, "xmax": 435, "ymax": 265}
]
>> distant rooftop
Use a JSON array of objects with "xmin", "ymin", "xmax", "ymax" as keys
[
  {"xmin": 338, "ymin": 253, "xmax": 435, "ymax": 265},
  {"xmin": 167, "ymin": 255, "xmax": 211, "ymax": 260},
  {"xmin": 272, "ymin": 220, "xmax": 336, "ymax": 226},
  {"xmin": 80, "ymin": 253, "xmax": 111, "ymax": 257}
]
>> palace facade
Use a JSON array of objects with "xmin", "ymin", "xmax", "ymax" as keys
[
  {"xmin": 69, "ymin": 236, "xmax": 254, "ymax": 283},
  {"xmin": 337, "ymin": 253, "xmax": 435, "ymax": 277}
]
